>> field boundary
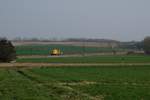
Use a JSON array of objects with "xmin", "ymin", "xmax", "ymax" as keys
[{"xmin": 0, "ymin": 63, "xmax": 150, "ymax": 69}]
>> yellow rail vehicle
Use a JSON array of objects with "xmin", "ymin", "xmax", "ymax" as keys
[{"xmin": 50, "ymin": 49, "xmax": 62, "ymax": 56}]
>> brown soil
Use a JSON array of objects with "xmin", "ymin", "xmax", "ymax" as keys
[
  {"xmin": 17, "ymin": 52, "xmax": 127, "ymax": 59},
  {"xmin": 0, "ymin": 63, "xmax": 150, "ymax": 69},
  {"xmin": 13, "ymin": 41, "xmax": 118, "ymax": 48}
]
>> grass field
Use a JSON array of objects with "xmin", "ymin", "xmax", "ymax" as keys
[
  {"xmin": 0, "ymin": 66, "xmax": 150, "ymax": 100},
  {"xmin": 17, "ymin": 55, "xmax": 150, "ymax": 63},
  {"xmin": 4, "ymin": 46, "xmax": 150, "ymax": 99},
  {"xmin": 15, "ymin": 44, "xmax": 124, "ymax": 55}
]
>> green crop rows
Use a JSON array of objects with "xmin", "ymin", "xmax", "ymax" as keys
[
  {"xmin": 17, "ymin": 55, "xmax": 150, "ymax": 63},
  {"xmin": 15, "ymin": 44, "xmax": 124, "ymax": 55},
  {"xmin": 0, "ymin": 66, "xmax": 150, "ymax": 100}
]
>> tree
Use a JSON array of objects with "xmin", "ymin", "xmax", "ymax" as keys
[
  {"xmin": 143, "ymin": 36, "xmax": 150, "ymax": 55},
  {"xmin": 0, "ymin": 38, "xmax": 16, "ymax": 62}
]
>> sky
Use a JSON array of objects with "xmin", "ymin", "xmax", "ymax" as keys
[{"xmin": 0, "ymin": 0, "xmax": 150, "ymax": 41}]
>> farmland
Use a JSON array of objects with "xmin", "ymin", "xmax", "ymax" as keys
[
  {"xmin": 15, "ymin": 44, "xmax": 124, "ymax": 55},
  {"xmin": 17, "ymin": 55, "xmax": 150, "ymax": 63},
  {"xmin": 0, "ymin": 66, "xmax": 150, "ymax": 100},
  {"xmin": 1, "ymin": 43, "xmax": 150, "ymax": 100}
]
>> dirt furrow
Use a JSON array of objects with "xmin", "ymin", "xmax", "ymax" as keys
[{"xmin": 0, "ymin": 63, "xmax": 150, "ymax": 69}]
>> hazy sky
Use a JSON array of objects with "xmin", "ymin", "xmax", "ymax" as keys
[{"xmin": 0, "ymin": 0, "xmax": 150, "ymax": 41}]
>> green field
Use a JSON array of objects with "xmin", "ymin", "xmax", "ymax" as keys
[
  {"xmin": 17, "ymin": 55, "xmax": 150, "ymax": 63},
  {"xmin": 0, "ymin": 66, "xmax": 150, "ymax": 100},
  {"xmin": 15, "ymin": 44, "xmax": 124, "ymax": 55}
]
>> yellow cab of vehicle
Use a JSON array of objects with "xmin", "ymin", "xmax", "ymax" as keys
[{"xmin": 50, "ymin": 48, "xmax": 62, "ymax": 55}]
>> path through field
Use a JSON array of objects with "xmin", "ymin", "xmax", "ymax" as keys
[{"xmin": 1, "ymin": 63, "xmax": 150, "ymax": 68}]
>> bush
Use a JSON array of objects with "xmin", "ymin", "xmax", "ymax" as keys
[
  {"xmin": 143, "ymin": 37, "xmax": 150, "ymax": 55},
  {"xmin": 126, "ymin": 51, "xmax": 135, "ymax": 55},
  {"xmin": 0, "ymin": 38, "xmax": 16, "ymax": 62}
]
